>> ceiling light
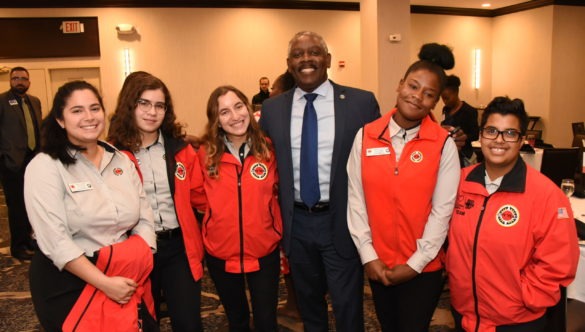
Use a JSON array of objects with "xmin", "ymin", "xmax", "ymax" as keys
[{"xmin": 481, "ymin": 3, "xmax": 491, "ymax": 8}]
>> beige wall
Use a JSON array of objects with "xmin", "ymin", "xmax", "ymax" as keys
[
  {"xmin": 492, "ymin": 6, "xmax": 554, "ymax": 140},
  {"xmin": 411, "ymin": 14, "xmax": 493, "ymax": 121},
  {"xmin": 549, "ymin": 5, "xmax": 585, "ymax": 147},
  {"xmin": 0, "ymin": 8, "xmax": 361, "ymax": 136},
  {"xmin": 2, "ymin": 6, "xmax": 583, "ymax": 144}
]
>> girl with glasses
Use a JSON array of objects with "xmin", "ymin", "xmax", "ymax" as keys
[
  {"xmin": 108, "ymin": 72, "xmax": 204, "ymax": 331},
  {"xmin": 446, "ymin": 96, "xmax": 579, "ymax": 331}
]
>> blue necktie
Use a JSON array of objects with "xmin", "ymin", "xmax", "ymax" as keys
[{"xmin": 300, "ymin": 93, "xmax": 320, "ymax": 207}]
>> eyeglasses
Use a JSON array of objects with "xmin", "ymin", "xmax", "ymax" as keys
[
  {"xmin": 480, "ymin": 126, "xmax": 522, "ymax": 142},
  {"xmin": 11, "ymin": 77, "xmax": 29, "ymax": 82},
  {"xmin": 136, "ymin": 98, "xmax": 167, "ymax": 114}
]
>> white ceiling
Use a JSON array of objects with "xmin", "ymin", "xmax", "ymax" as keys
[{"xmin": 410, "ymin": 0, "xmax": 530, "ymax": 9}]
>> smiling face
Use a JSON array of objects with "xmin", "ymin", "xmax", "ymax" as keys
[
  {"xmin": 134, "ymin": 89, "xmax": 166, "ymax": 142},
  {"xmin": 394, "ymin": 69, "xmax": 440, "ymax": 128},
  {"xmin": 481, "ymin": 113, "xmax": 523, "ymax": 179},
  {"xmin": 217, "ymin": 90, "xmax": 250, "ymax": 146},
  {"xmin": 287, "ymin": 34, "xmax": 331, "ymax": 92},
  {"xmin": 56, "ymin": 89, "xmax": 105, "ymax": 148}
]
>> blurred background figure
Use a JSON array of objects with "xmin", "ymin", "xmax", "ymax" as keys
[
  {"xmin": 0, "ymin": 66, "xmax": 42, "ymax": 260},
  {"xmin": 440, "ymin": 74, "xmax": 479, "ymax": 167},
  {"xmin": 252, "ymin": 76, "xmax": 270, "ymax": 111},
  {"xmin": 108, "ymin": 72, "xmax": 204, "ymax": 331},
  {"xmin": 269, "ymin": 71, "xmax": 295, "ymax": 98}
]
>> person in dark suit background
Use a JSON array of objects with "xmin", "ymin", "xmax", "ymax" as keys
[
  {"xmin": 251, "ymin": 76, "xmax": 270, "ymax": 110},
  {"xmin": 0, "ymin": 66, "xmax": 42, "ymax": 260},
  {"xmin": 259, "ymin": 31, "xmax": 380, "ymax": 331}
]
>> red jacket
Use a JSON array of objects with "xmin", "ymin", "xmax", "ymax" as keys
[
  {"xmin": 122, "ymin": 137, "xmax": 204, "ymax": 281},
  {"xmin": 446, "ymin": 159, "xmax": 579, "ymax": 332},
  {"xmin": 194, "ymin": 145, "xmax": 282, "ymax": 273},
  {"xmin": 361, "ymin": 110, "xmax": 448, "ymax": 272},
  {"xmin": 62, "ymin": 235, "xmax": 154, "ymax": 332}
]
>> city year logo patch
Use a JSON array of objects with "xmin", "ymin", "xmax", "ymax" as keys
[
  {"xmin": 113, "ymin": 168, "xmax": 124, "ymax": 176},
  {"xmin": 250, "ymin": 162, "xmax": 268, "ymax": 180},
  {"xmin": 175, "ymin": 162, "xmax": 186, "ymax": 181},
  {"xmin": 410, "ymin": 151, "xmax": 423, "ymax": 163},
  {"xmin": 496, "ymin": 204, "xmax": 520, "ymax": 227}
]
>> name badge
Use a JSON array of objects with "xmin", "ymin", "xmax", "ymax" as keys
[
  {"xmin": 69, "ymin": 182, "xmax": 93, "ymax": 193},
  {"xmin": 366, "ymin": 147, "xmax": 391, "ymax": 157},
  {"xmin": 8, "ymin": 99, "xmax": 18, "ymax": 106}
]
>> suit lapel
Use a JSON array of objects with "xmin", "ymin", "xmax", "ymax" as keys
[
  {"xmin": 9, "ymin": 94, "xmax": 27, "ymax": 129},
  {"xmin": 330, "ymin": 82, "xmax": 346, "ymax": 190},
  {"xmin": 281, "ymin": 89, "xmax": 295, "ymax": 182}
]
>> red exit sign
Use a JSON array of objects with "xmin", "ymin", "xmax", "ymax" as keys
[{"xmin": 62, "ymin": 21, "xmax": 84, "ymax": 34}]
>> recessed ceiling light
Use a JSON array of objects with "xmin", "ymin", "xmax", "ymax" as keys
[{"xmin": 482, "ymin": 3, "xmax": 492, "ymax": 7}]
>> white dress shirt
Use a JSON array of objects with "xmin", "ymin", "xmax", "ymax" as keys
[{"xmin": 291, "ymin": 80, "xmax": 335, "ymax": 202}]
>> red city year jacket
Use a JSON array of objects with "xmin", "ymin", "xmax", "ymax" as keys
[
  {"xmin": 122, "ymin": 137, "xmax": 205, "ymax": 281},
  {"xmin": 62, "ymin": 235, "xmax": 155, "ymax": 332},
  {"xmin": 446, "ymin": 159, "xmax": 579, "ymax": 332},
  {"xmin": 361, "ymin": 110, "xmax": 448, "ymax": 272},
  {"xmin": 194, "ymin": 145, "xmax": 282, "ymax": 273}
]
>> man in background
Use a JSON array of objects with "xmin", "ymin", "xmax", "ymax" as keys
[
  {"xmin": 251, "ymin": 76, "xmax": 270, "ymax": 109},
  {"xmin": 0, "ymin": 67, "xmax": 42, "ymax": 260}
]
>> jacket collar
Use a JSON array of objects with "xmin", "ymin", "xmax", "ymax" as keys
[
  {"xmin": 466, "ymin": 157, "xmax": 527, "ymax": 194},
  {"xmin": 366, "ymin": 108, "xmax": 439, "ymax": 145}
]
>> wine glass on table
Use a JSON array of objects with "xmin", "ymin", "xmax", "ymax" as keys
[{"xmin": 561, "ymin": 179, "xmax": 575, "ymax": 198}]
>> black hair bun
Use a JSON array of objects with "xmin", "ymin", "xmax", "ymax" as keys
[
  {"xmin": 445, "ymin": 75, "xmax": 461, "ymax": 89},
  {"xmin": 418, "ymin": 43, "xmax": 455, "ymax": 70}
]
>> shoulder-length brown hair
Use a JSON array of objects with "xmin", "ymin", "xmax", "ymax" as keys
[
  {"xmin": 202, "ymin": 85, "xmax": 271, "ymax": 178},
  {"xmin": 107, "ymin": 71, "xmax": 184, "ymax": 151}
]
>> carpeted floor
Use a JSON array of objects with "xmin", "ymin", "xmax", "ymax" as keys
[{"xmin": 0, "ymin": 188, "xmax": 455, "ymax": 332}]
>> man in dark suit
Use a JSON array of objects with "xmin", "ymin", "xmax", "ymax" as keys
[
  {"xmin": 0, "ymin": 67, "xmax": 42, "ymax": 260},
  {"xmin": 259, "ymin": 31, "xmax": 380, "ymax": 331}
]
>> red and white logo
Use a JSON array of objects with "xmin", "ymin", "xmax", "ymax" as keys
[
  {"xmin": 175, "ymin": 162, "xmax": 186, "ymax": 181},
  {"xmin": 410, "ymin": 151, "xmax": 423, "ymax": 163},
  {"xmin": 496, "ymin": 204, "xmax": 520, "ymax": 227},
  {"xmin": 250, "ymin": 162, "xmax": 268, "ymax": 180},
  {"xmin": 113, "ymin": 168, "xmax": 123, "ymax": 176}
]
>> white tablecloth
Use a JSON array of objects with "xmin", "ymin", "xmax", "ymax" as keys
[
  {"xmin": 520, "ymin": 148, "xmax": 543, "ymax": 171},
  {"xmin": 568, "ymin": 197, "xmax": 585, "ymax": 302}
]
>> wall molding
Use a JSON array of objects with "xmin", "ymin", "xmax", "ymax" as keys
[
  {"xmin": 0, "ymin": 0, "xmax": 359, "ymax": 11},
  {"xmin": 412, "ymin": 0, "xmax": 584, "ymax": 17},
  {"xmin": 1, "ymin": 0, "xmax": 582, "ymax": 15}
]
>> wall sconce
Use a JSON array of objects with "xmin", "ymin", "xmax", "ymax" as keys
[
  {"xmin": 473, "ymin": 48, "xmax": 481, "ymax": 90},
  {"xmin": 123, "ymin": 48, "xmax": 132, "ymax": 77},
  {"xmin": 116, "ymin": 24, "xmax": 136, "ymax": 35}
]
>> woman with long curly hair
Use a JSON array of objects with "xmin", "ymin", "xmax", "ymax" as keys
[
  {"xmin": 195, "ymin": 85, "xmax": 282, "ymax": 331},
  {"xmin": 108, "ymin": 72, "xmax": 204, "ymax": 331}
]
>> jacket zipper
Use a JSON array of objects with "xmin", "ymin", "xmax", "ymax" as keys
[
  {"xmin": 236, "ymin": 164, "xmax": 244, "ymax": 273},
  {"xmin": 472, "ymin": 196, "xmax": 490, "ymax": 332}
]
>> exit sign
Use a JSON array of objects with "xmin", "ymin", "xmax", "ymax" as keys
[{"xmin": 62, "ymin": 21, "xmax": 84, "ymax": 34}]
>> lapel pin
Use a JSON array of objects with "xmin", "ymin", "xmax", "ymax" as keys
[{"xmin": 340, "ymin": 94, "xmax": 346, "ymax": 100}]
